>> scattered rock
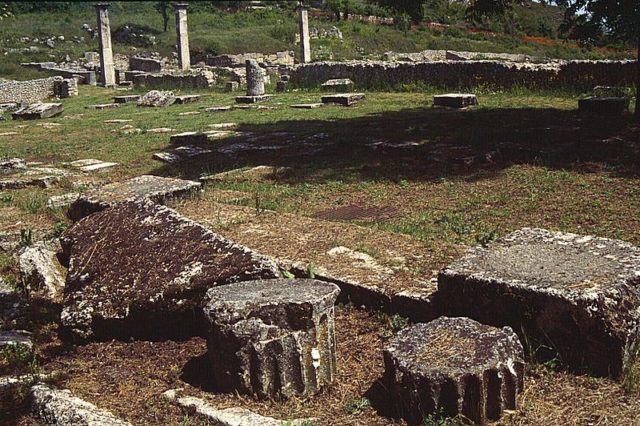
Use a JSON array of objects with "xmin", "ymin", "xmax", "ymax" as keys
[
  {"xmin": 174, "ymin": 95, "xmax": 201, "ymax": 104},
  {"xmin": 438, "ymin": 227, "xmax": 640, "ymax": 378},
  {"xmin": 433, "ymin": 94, "xmax": 478, "ymax": 108},
  {"xmin": 60, "ymin": 200, "xmax": 280, "ymax": 341},
  {"xmin": 178, "ymin": 111, "xmax": 200, "ymax": 116},
  {"xmin": 19, "ymin": 241, "xmax": 66, "ymax": 303},
  {"xmin": 321, "ymin": 93, "xmax": 365, "ymax": 106},
  {"xmin": 145, "ymin": 127, "xmax": 175, "ymax": 134},
  {"xmin": 204, "ymin": 279, "xmax": 340, "ymax": 398},
  {"xmin": 30, "ymin": 384, "xmax": 132, "ymax": 426},
  {"xmin": 113, "ymin": 95, "xmax": 141, "ymax": 104},
  {"xmin": 153, "ymin": 146, "xmax": 212, "ymax": 164},
  {"xmin": 85, "ymin": 103, "xmax": 120, "ymax": 110},
  {"xmin": 0, "ymin": 330, "xmax": 33, "ymax": 351},
  {"xmin": 201, "ymin": 165, "xmax": 290, "ymax": 182},
  {"xmin": 290, "ymin": 103, "xmax": 323, "ymax": 109},
  {"xmin": 204, "ymin": 105, "xmax": 233, "ymax": 112},
  {"xmin": 103, "ymin": 119, "xmax": 133, "ymax": 124},
  {"xmin": 12, "ymin": 103, "xmax": 64, "ymax": 120},
  {"xmin": 384, "ymin": 317, "xmax": 525, "ymax": 425},
  {"xmin": 169, "ymin": 130, "xmax": 233, "ymax": 145},
  {"xmin": 68, "ymin": 159, "xmax": 118, "ymax": 172},
  {"xmin": 235, "ymin": 95, "xmax": 273, "ymax": 104},
  {"xmin": 321, "ymin": 78, "xmax": 354, "ymax": 92},
  {"xmin": 0, "ymin": 158, "xmax": 27, "ymax": 174},
  {"xmin": 137, "ymin": 90, "xmax": 176, "ymax": 107},
  {"xmin": 207, "ymin": 122, "xmax": 237, "ymax": 130},
  {"xmin": 68, "ymin": 175, "xmax": 201, "ymax": 221},
  {"xmin": 0, "ymin": 132, "xmax": 19, "ymax": 137},
  {"xmin": 48, "ymin": 193, "xmax": 80, "ymax": 209}
]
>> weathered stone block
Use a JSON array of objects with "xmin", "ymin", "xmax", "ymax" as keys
[
  {"xmin": 204, "ymin": 278, "xmax": 340, "ymax": 399},
  {"xmin": 68, "ymin": 175, "xmax": 201, "ymax": 221},
  {"xmin": 19, "ymin": 241, "xmax": 66, "ymax": 303},
  {"xmin": 438, "ymin": 228, "xmax": 640, "ymax": 378},
  {"xmin": 137, "ymin": 90, "xmax": 176, "ymax": 107},
  {"xmin": 321, "ymin": 93, "xmax": 365, "ymax": 106},
  {"xmin": 578, "ymin": 97, "xmax": 629, "ymax": 115},
  {"xmin": 245, "ymin": 59, "xmax": 265, "ymax": 96},
  {"xmin": 290, "ymin": 103, "xmax": 323, "ymax": 109},
  {"xmin": 321, "ymin": 78, "xmax": 354, "ymax": 92},
  {"xmin": 129, "ymin": 56, "xmax": 162, "ymax": 73},
  {"xmin": 433, "ymin": 93, "xmax": 478, "ymax": 108},
  {"xmin": 169, "ymin": 130, "xmax": 232, "ymax": 146},
  {"xmin": 113, "ymin": 95, "xmax": 141, "ymax": 103},
  {"xmin": 12, "ymin": 103, "xmax": 63, "ymax": 120},
  {"xmin": 225, "ymin": 81, "xmax": 239, "ymax": 92},
  {"xmin": 384, "ymin": 317, "xmax": 524, "ymax": 425},
  {"xmin": 235, "ymin": 95, "xmax": 273, "ymax": 104},
  {"xmin": 60, "ymin": 200, "xmax": 281, "ymax": 342},
  {"xmin": 174, "ymin": 95, "xmax": 201, "ymax": 104},
  {"xmin": 86, "ymin": 103, "xmax": 120, "ymax": 110},
  {"xmin": 276, "ymin": 81, "xmax": 288, "ymax": 92}
]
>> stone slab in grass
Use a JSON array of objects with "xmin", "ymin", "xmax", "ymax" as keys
[
  {"xmin": 86, "ymin": 103, "xmax": 120, "ymax": 110},
  {"xmin": 68, "ymin": 159, "xmax": 118, "ymax": 172},
  {"xmin": 578, "ymin": 97, "xmax": 629, "ymax": 115},
  {"xmin": 103, "ymin": 119, "xmax": 133, "ymax": 124},
  {"xmin": 169, "ymin": 130, "xmax": 234, "ymax": 145},
  {"xmin": 321, "ymin": 78, "xmax": 354, "ymax": 92},
  {"xmin": 175, "ymin": 95, "xmax": 202, "ymax": 104},
  {"xmin": 0, "ymin": 166, "xmax": 71, "ymax": 190},
  {"xmin": 137, "ymin": 90, "xmax": 176, "ymax": 107},
  {"xmin": 384, "ymin": 317, "xmax": 524, "ymax": 425},
  {"xmin": 204, "ymin": 105, "xmax": 233, "ymax": 112},
  {"xmin": 12, "ymin": 103, "xmax": 63, "ymax": 120},
  {"xmin": 321, "ymin": 93, "xmax": 365, "ymax": 106},
  {"xmin": 438, "ymin": 227, "xmax": 640, "ymax": 378},
  {"xmin": 60, "ymin": 199, "xmax": 281, "ymax": 342},
  {"xmin": 290, "ymin": 103, "xmax": 324, "ymax": 109},
  {"xmin": 68, "ymin": 174, "xmax": 201, "ymax": 221},
  {"xmin": 113, "ymin": 95, "xmax": 141, "ymax": 104},
  {"xmin": 153, "ymin": 146, "xmax": 212, "ymax": 164},
  {"xmin": 235, "ymin": 95, "xmax": 273, "ymax": 104},
  {"xmin": 433, "ymin": 94, "xmax": 478, "ymax": 108}
]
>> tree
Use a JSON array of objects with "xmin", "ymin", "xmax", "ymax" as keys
[
  {"xmin": 554, "ymin": 0, "xmax": 640, "ymax": 120},
  {"xmin": 154, "ymin": 1, "xmax": 170, "ymax": 32}
]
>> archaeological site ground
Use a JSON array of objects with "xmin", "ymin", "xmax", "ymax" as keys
[{"xmin": 0, "ymin": 1, "xmax": 639, "ymax": 425}]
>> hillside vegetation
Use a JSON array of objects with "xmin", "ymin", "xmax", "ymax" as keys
[{"xmin": 0, "ymin": 1, "xmax": 634, "ymax": 81}]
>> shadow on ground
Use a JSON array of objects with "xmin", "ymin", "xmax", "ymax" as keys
[{"xmin": 150, "ymin": 106, "xmax": 640, "ymax": 183}]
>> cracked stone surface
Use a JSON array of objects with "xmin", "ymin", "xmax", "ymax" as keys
[
  {"xmin": 136, "ymin": 90, "xmax": 176, "ymax": 107},
  {"xmin": 60, "ymin": 199, "xmax": 280, "ymax": 341},
  {"xmin": 30, "ymin": 384, "xmax": 132, "ymax": 426},
  {"xmin": 68, "ymin": 175, "xmax": 201, "ymax": 221},
  {"xmin": 204, "ymin": 278, "xmax": 340, "ymax": 399},
  {"xmin": 12, "ymin": 103, "xmax": 64, "ymax": 120},
  {"xmin": 321, "ymin": 93, "xmax": 365, "ymax": 106},
  {"xmin": 438, "ymin": 227, "xmax": 640, "ymax": 378},
  {"xmin": 433, "ymin": 94, "xmax": 478, "ymax": 108},
  {"xmin": 19, "ymin": 240, "xmax": 66, "ymax": 303},
  {"xmin": 384, "ymin": 317, "xmax": 524, "ymax": 425}
]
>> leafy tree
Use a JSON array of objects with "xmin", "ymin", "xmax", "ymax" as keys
[{"xmin": 155, "ymin": 1, "xmax": 171, "ymax": 32}]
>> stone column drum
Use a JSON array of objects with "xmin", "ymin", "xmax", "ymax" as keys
[
  {"xmin": 204, "ymin": 279, "xmax": 340, "ymax": 399},
  {"xmin": 245, "ymin": 59, "xmax": 265, "ymax": 96},
  {"xmin": 298, "ymin": 6, "xmax": 311, "ymax": 64},
  {"xmin": 174, "ymin": 3, "xmax": 190, "ymax": 71},
  {"xmin": 95, "ymin": 3, "xmax": 116, "ymax": 87},
  {"xmin": 384, "ymin": 317, "xmax": 525, "ymax": 425}
]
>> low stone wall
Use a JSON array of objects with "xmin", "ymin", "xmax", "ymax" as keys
[
  {"xmin": 289, "ymin": 60, "xmax": 637, "ymax": 91},
  {"xmin": 21, "ymin": 63, "xmax": 95, "ymax": 85},
  {"xmin": 130, "ymin": 56, "xmax": 163, "ymax": 73},
  {"xmin": 199, "ymin": 51, "xmax": 295, "ymax": 68},
  {"xmin": 131, "ymin": 71, "xmax": 215, "ymax": 89},
  {"xmin": 0, "ymin": 76, "xmax": 77, "ymax": 104}
]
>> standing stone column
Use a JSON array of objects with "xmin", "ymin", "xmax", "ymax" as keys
[
  {"xmin": 246, "ymin": 59, "xmax": 265, "ymax": 96},
  {"xmin": 95, "ymin": 3, "xmax": 116, "ymax": 87},
  {"xmin": 174, "ymin": 3, "xmax": 190, "ymax": 71},
  {"xmin": 297, "ymin": 6, "xmax": 311, "ymax": 64}
]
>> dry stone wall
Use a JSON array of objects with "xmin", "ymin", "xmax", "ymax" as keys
[
  {"xmin": 289, "ymin": 60, "xmax": 636, "ymax": 91},
  {"xmin": 132, "ymin": 71, "xmax": 215, "ymax": 89},
  {"xmin": 0, "ymin": 77, "xmax": 77, "ymax": 104}
]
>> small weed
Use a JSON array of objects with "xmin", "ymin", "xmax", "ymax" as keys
[
  {"xmin": 542, "ymin": 357, "xmax": 562, "ymax": 372},
  {"xmin": 390, "ymin": 314, "xmax": 409, "ymax": 332},
  {"xmin": 423, "ymin": 412, "xmax": 467, "ymax": 425},
  {"xmin": 19, "ymin": 227, "xmax": 33, "ymax": 247},
  {"xmin": 306, "ymin": 263, "xmax": 316, "ymax": 279},
  {"xmin": 180, "ymin": 414, "xmax": 190, "ymax": 426},
  {"xmin": 474, "ymin": 230, "xmax": 499, "ymax": 247},
  {"xmin": 343, "ymin": 397, "xmax": 371, "ymax": 414},
  {"xmin": 0, "ymin": 344, "xmax": 39, "ymax": 375},
  {"xmin": 50, "ymin": 222, "xmax": 68, "ymax": 238},
  {"xmin": 281, "ymin": 269, "xmax": 295, "ymax": 279}
]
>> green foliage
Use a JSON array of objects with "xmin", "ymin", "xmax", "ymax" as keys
[
  {"xmin": 154, "ymin": 1, "xmax": 171, "ymax": 32},
  {"xmin": 390, "ymin": 314, "xmax": 409, "ymax": 331},
  {"xmin": 306, "ymin": 263, "xmax": 316, "ymax": 279},
  {"xmin": 1, "ymin": 344, "xmax": 39, "ymax": 375},
  {"xmin": 423, "ymin": 411, "xmax": 467, "ymax": 426},
  {"xmin": 475, "ymin": 229, "xmax": 499, "ymax": 247},
  {"xmin": 281, "ymin": 269, "xmax": 296, "ymax": 279},
  {"xmin": 343, "ymin": 397, "xmax": 371, "ymax": 414},
  {"xmin": 20, "ymin": 227, "xmax": 33, "ymax": 248}
]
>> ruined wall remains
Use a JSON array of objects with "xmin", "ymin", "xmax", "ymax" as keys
[
  {"xmin": 198, "ymin": 51, "xmax": 295, "ymax": 68},
  {"xmin": 131, "ymin": 71, "xmax": 215, "ymax": 89},
  {"xmin": 129, "ymin": 56, "xmax": 163, "ymax": 73},
  {"xmin": 0, "ymin": 76, "xmax": 78, "ymax": 104},
  {"xmin": 289, "ymin": 60, "xmax": 636, "ymax": 91}
]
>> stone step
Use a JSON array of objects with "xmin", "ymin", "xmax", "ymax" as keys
[
  {"xmin": 321, "ymin": 93, "xmax": 365, "ymax": 106},
  {"xmin": 433, "ymin": 93, "xmax": 478, "ymax": 108}
]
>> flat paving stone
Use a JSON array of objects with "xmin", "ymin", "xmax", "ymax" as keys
[
  {"xmin": 290, "ymin": 103, "xmax": 324, "ymax": 109},
  {"xmin": 384, "ymin": 317, "xmax": 524, "ymax": 425},
  {"xmin": 433, "ymin": 93, "xmax": 478, "ymax": 108},
  {"xmin": 578, "ymin": 97, "xmax": 629, "ymax": 115},
  {"xmin": 175, "ymin": 95, "xmax": 202, "ymax": 104},
  {"xmin": 145, "ymin": 127, "xmax": 175, "ymax": 134},
  {"xmin": 113, "ymin": 95, "xmax": 141, "ymax": 104},
  {"xmin": 103, "ymin": 119, "xmax": 133, "ymax": 124},
  {"xmin": 178, "ymin": 111, "xmax": 201, "ymax": 116},
  {"xmin": 60, "ymin": 199, "xmax": 280, "ymax": 341},
  {"xmin": 169, "ymin": 130, "xmax": 234, "ymax": 145},
  {"xmin": 207, "ymin": 122, "xmax": 237, "ymax": 129},
  {"xmin": 153, "ymin": 146, "xmax": 212, "ymax": 164},
  {"xmin": 86, "ymin": 103, "xmax": 120, "ymax": 110},
  {"xmin": 204, "ymin": 106, "xmax": 233, "ymax": 112},
  {"xmin": 68, "ymin": 174, "xmax": 201, "ymax": 221},
  {"xmin": 68, "ymin": 159, "xmax": 118, "ymax": 172},
  {"xmin": 321, "ymin": 93, "xmax": 365, "ymax": 106},
  {"xmin": 321, "ymin": 78, "xmax": 354, "ymax": 92},
  {"xmin": 438, "ymin": 227, "xmax": 640, "ymax": 378},
  {"xmin": 235, "ymin": 95, "xmax": 273, "ymax": 104},
  {"xmin": 12, "ymin": 103, "xmax": 64, "ymax": 120}
]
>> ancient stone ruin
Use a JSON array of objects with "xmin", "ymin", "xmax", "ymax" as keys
[
  {"xmin": 204, "ymin": 278, "xmax": 340, "ymax": 398},
  {"xmin": 438, "ymin": 227, "xmax": 640, "ymax": 378},
  {"xmin": 384, "ymin": 317, "xmax": 525, "ymax": 425},
  {"xmin": 433, "ymin": 93, "xmax": 479, "ymax": 108},
  {"xmin": 235, "ymin": 59, "xmax": 273, "ymax": 104}
]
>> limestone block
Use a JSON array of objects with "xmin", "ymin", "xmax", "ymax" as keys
[
  {"xmin": 438, "ymin": 227, "xmax": 640, "ymax": 378},
  {"xmin": 137, "ymin": 90, "xmax": 176, "ymax": 107},
  {"xmin": 30, "ymin": 384, "xmax": 132, "ymax": 426},
  {"xmin": 321, "ymin": 93, "xmax": 365, "ymax": 106},
  {"xmin": 321, "ymin": 78, "xmax": 354, "ymax": 92},
  {"xmin": 246, "ymin": 59, "xmax": 265, "ymax": 96},
  {"xmin": 204, "ymin": 278, "xmax": 340, "ymax": 398},
  {"xmin": 68, "ymin": 175, "xmax": 201, "ymax": 221},
  {"xmin": 433, "ymin": 93, "xmax": 478, "ymax": 108},
  {"xmin": 384, "ymin": 317, "xmax": 524, "ymax": 425},
  {"xmin": 60, "ymin": 200, "xmax": 280, "ymax": 341},
  {"xmin": 19, "ymin": 241, "xmax": 66, "ymax": 303},
  {"xmin": 12, "ymin": 103, "xmax": 63, "ymax": 120}
]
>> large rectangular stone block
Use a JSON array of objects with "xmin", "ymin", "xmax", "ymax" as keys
[{"xmin": 438, "ymin": 228, "xmax": 640, "ymax": 378}]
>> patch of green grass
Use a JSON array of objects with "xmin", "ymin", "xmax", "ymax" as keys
[{"xmin": 343, "ymin": 397, "xmax": 371, "ymax": 414}]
